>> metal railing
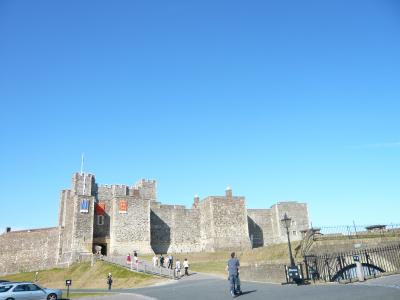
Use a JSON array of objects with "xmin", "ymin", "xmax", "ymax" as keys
[
  {"xmin": 102, "ymin": 255, "xmax": 175, "ymax": 279},
  {"xmin": 303, "ymin": 244, "xmax": 400, "ymax": 282}
]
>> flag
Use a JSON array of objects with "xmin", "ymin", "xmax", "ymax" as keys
[
  {"xmin": 96, "ymin": 202, "xmax": 106, "ymax": 215},
  {"xmin": 80, "ymin": 199, "xmax": 89, "ymax": 213},
  {"xmin": 119, "ymin": 200, "xmax": 127, "ymax": 213}
]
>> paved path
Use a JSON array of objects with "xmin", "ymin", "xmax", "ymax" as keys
[
  {"xmin": 355, "ymin": 274, "xmax": 400, "ymax": 289},
  {"xmin": 69, "ymin": 273, "xmax": 400, "ymax": 300}
]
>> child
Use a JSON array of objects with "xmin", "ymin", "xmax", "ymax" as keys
[{"xmin": 107, "ymin": 272, "xmax": 113, "ymax": 290}]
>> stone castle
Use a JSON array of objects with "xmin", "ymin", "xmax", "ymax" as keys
[{"xmin": 0, "ymin": 172, "xmax": 309, "ymax": 275}]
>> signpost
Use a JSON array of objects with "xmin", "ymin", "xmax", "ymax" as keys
[{"xmin": 65, "ymin": 279, "xmax": 72, "ymax": 298}]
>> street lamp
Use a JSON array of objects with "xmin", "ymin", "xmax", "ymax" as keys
[{"xmin": 281, "ymin": 212, "xmax": 295, "ymax": 267}]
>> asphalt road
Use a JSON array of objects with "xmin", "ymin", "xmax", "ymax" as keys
[{"xmin": 71, "ymin": 273, "xmax": 400, "ymax": 300}]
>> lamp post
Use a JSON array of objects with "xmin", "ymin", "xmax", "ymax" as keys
[{"xmin": 281, "ymin": 212, "xmax": 295, "ymax": 267}]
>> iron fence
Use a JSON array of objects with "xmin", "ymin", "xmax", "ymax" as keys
[{"xmin": 303, "ymin": 244, "xmax": 400, "ymax": 282}]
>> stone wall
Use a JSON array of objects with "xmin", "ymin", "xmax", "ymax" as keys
[
  {"xmin": 70, "ymin": 195, "xmax": 95, "ymax": 256},
  {"xmin": 150, "ymin": 202, "xmax": 201, "ymax": 254},
  {"xmin": 0, "ymin": 228, "xmax": 59, "ymax": 275},
  {"xmin": 240, "ymin": 263, "xmax": 287, "ymax": 283},
  {"xmin": 109, "ymin": 196, "xmax": 152, "ymax": 255},
  {"xmin": 93, "ymin": 186, "xmax": 112, "ymax": 240},
  {"xmin": 200, "ymin": 194, "xmax": 251, "ymax": 251},
  {"xmin": 134, "ymin": 179, "xmax": 157, "ymax": 201},
  {"xmin": 58, "ymin": 189, "xmax": 74, "ymax": 264},
  {"xmin": 72, "ymin": 173, "xmax": 95, "ymax": 197},
  {"xmin": 270, "ymin": 202, "xmax": 309, "ymax": 244},
  {"xmin": 247, "ymin": 209, "xmax": 273, "ymax": 247}
]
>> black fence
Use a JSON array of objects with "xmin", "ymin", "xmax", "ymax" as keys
[{"xmin": 302, "ymin": 244, "xmax": 400, "ymax": 282}]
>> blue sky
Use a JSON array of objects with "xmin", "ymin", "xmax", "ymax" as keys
[{"xmin": 0, "ymin": 0, "xmax": 399, "ymax": 230}]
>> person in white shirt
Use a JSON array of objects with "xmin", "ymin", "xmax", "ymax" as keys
[
  {"xmin": 175, "ymin": 259, "xmax": 181, "ymax": 278},
  {"xmin": 152, "ymin": 254, "xmax": 158, "ymax": 267},
  {"xmin": 183, "ymin": 258, "xmax": 189, "ymax": 276},
  {"xmin": 165, "ymin": 256, "xmax": 170, "ymax": 268}
]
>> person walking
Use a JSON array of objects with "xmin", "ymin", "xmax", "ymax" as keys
[
  {"xmin": 160, "ymin": 254, "xmax": 164, "ymax": 267},
  {"xmin": 126, "ymin": 253, "xmax": 132, "ymax": 267},
  {"xmin": 107, "ymin": 272, "xmax": 113, "ymax": 290},
  {"xmin": 165, "ymin": 255, "xmax": 170, "ymax": 269},
  {"xmin": 183, "ymin": 258, "xmax": 189, "ymax": 276},
  {"xmin": 152, "ymin": 254, "xmax": 158, "ymax": 267},
  {"xmin": 168, "ymin": 254, "xmax": 174, "ymax": 269},
  {"xmin": 175, "ymin": 258, "xmax": 181, "ymax": 279},
  {"xmin": 226, "ymin": 252, "xmax": 241, "ymax": 298}
]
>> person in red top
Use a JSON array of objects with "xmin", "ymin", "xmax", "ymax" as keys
[{"xmin": 126, "ymin": 253, "xmax": 132, "ymax": 265}]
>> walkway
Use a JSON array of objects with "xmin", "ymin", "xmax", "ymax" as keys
[{"xmin": 67, "ymin": 272, "xmax": 400, "ymax": 300}]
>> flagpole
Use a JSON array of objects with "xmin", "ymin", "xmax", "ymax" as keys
[
  {"xmin": 81, "ymin": 153, "xmax": 85, "ymax": 175},
  {"xmin": 81, "ymin": 153, "xmax": 86, "ymax": 195}
]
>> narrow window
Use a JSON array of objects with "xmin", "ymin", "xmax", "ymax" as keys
[{"xmin": 97, "ymin": 215, "xmax": 104, "ymax": 226}]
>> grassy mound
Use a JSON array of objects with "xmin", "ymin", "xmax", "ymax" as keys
[
  {"xmin": 142, "ymin": 242, "xmax": 301, "ymax": 276},
  {"xmin": 0, "ymin": 260, "xmax": 165, "ymax": 289}
]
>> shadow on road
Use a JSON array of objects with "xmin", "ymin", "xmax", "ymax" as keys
[{"xmin": 239, "ymin": 289, "xmax": 257, "ymax": 296}]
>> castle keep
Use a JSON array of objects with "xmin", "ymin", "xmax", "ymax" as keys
[{"xmin": 0, "ymin": 172, "xmax": 309, "ymax": 275}]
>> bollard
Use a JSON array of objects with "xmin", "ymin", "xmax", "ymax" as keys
[
  {"xmin": 355, "ymin": 261, "xmax": 364, "ymax": 281},
  {"xmin": 353, "ymin": 255, "xmax": 365, "ymax": 281}
]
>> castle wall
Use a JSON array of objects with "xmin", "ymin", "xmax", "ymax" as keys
[
  {"xmin": 171, "ymin": 207, "xmax": 201, "ymax": 252},
  {"xmin": 199, "ymin": 195, "xmax": 251, "ymax": 251},
  {"xmin": 71, "ymin": 195, "xmax": 95, "ymax": 255},
  {"xmin": 150, "ymin": 203, "xmax": 201, "ymax": 254},
  {"xmin": 109, "ymin": 196, "xmax": 152, "ymax": 255},
  {"xmin": 0, "ymin": 228, "xmax": 59, "ymax": 275},
  {"xmin": 134, "ymin": 179, "xmax": 157, "ymax": 201},
  {"xmin": 270, "ymin": 202, "xmax": 309, "ymax": 244},
  {"xmin": 247, "ymin": 209, "xmax": 273, "ymax": 247},
  {"xmin": 93, "ymin": 186, "xmax": 112, "ymax": 240},
  {"xmin": 58, "ymin": 189, "xmax": 74, "ymax": 263},
  {"xmin": 72, "ymin": 173, "xmax": 95, "ymax": 197}
]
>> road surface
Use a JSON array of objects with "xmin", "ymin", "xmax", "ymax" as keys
[{"xmin": 69, "ymin": 273, "xmax": 400, "ymax": 300}]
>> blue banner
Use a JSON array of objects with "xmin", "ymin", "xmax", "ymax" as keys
[{"xmin": 80, "ymin": 199, "xmax": 89, "ymax": 213}]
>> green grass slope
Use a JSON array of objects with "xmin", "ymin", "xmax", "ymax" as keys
[{"xmin": 0, "ymin": 260, "xmax": 165, "ymax": 289}]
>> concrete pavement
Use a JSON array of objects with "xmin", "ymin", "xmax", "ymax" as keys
[{"xmin": 67, "ymin": 272, "xmax": 400, "ymax": 300}]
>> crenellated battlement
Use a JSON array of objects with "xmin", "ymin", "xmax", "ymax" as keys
[{"xmin": 72, "ymin": 172, "xmax": 96, "ymax": 196}]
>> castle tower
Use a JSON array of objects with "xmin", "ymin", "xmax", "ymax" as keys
[
  {"xmin": 108, "ymin": 183, "xmax": 153, "ymax": 255},
  {"xmin": 58, "ymin": 173, "xmax": 96, "ymax": 263},
  {"xmin": 199, "ymin": 188, "xmax": 251, "ymax": 251}
]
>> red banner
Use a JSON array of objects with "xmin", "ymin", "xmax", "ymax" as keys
[
  {"xmin": 119, "ymin": 200, "xmax": 127, "ymax": 213},
  {"xmin": 95, "ymin": 202, "xmax": 105, "ymax": 215}
]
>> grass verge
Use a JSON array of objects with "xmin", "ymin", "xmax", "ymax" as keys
[{"xmin": 0, "ymin": 260, "xmax": 165, "ymax": 290}]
